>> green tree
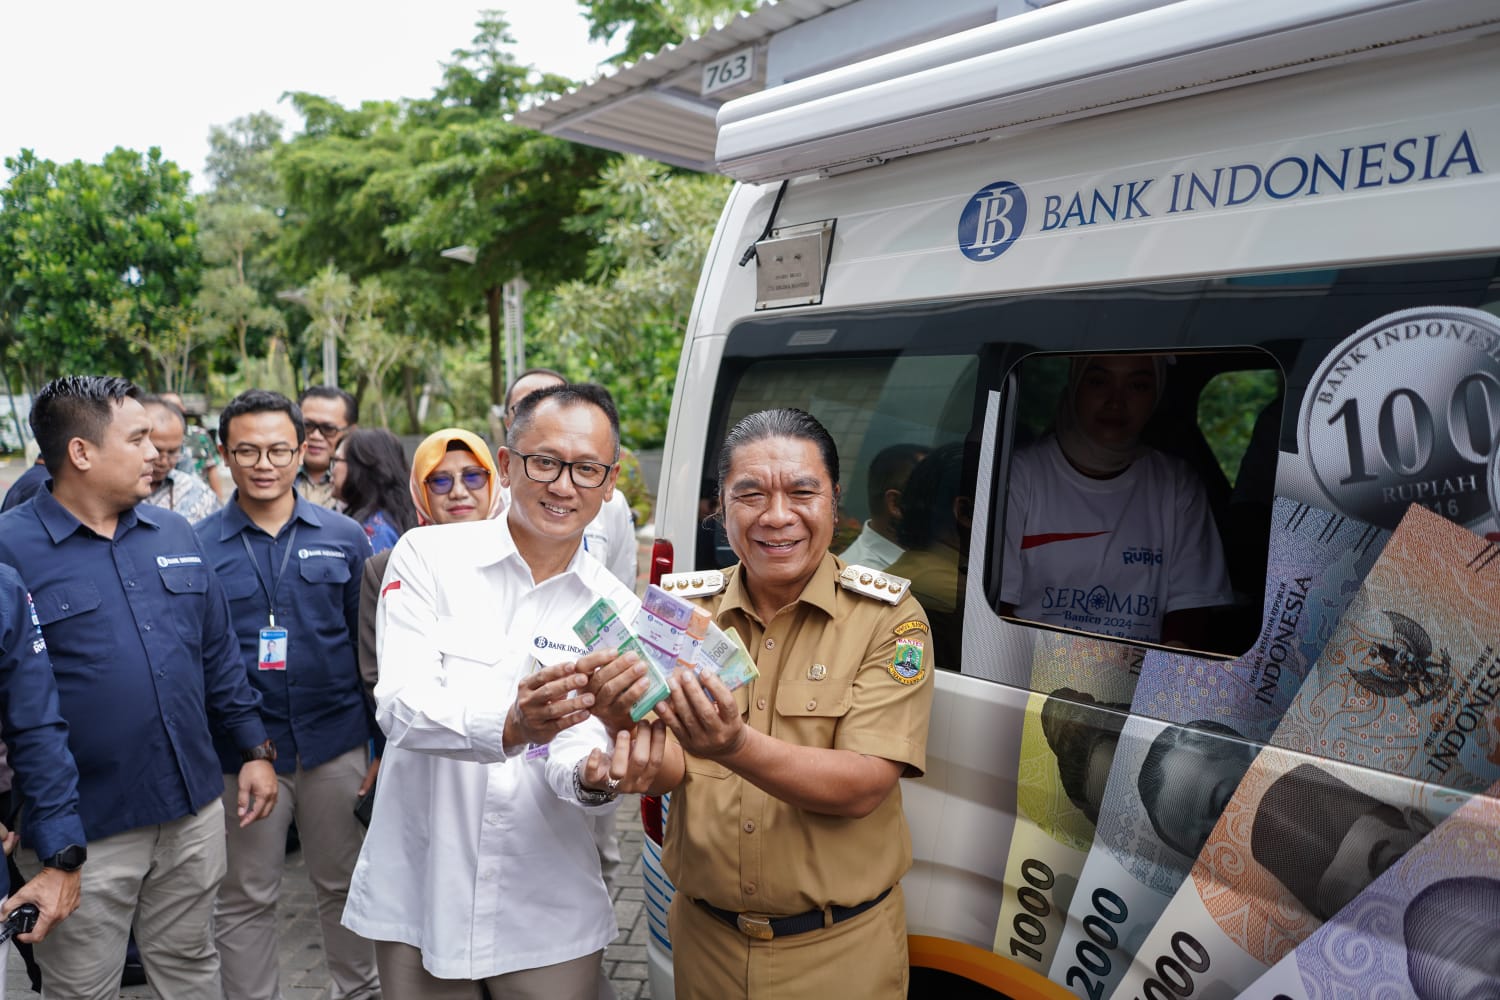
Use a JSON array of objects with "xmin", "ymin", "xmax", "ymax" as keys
[
  {"xmin": 0, "ymin": 147, "xmax": 202, "ymax": 386},
  {"xmin": 536, "ymin": 155, "xmax": 731, "ymax": 446},
  {"xmin": 580, "ymin": 0, "xmax": 762, "ymax": 64}
]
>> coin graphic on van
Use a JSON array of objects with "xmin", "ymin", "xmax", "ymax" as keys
[
  {"xmin": 1299, "ymin": 306, "xmax": 1500, "ymax": 531},
  {"xmin": 958, "ymin": 180, "xmax": 1027, "ymax": 262}
]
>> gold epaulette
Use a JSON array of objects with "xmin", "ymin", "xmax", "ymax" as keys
[
  {"xmin": 658, "ymin": 569, "xmax": 727, "ymax": 599},
  {"xmin": 838, "ymin": 565, "xmax": 911, "ymax": 605}
]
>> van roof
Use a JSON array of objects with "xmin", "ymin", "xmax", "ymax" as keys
[{"xmin": 716, "ymin": 0, "xmax": 1500, "ymax": 183}]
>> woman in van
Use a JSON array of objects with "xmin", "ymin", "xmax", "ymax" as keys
[{"xmin": 999, "ymin": 354, "xmax": 1231, "ymax": 647}]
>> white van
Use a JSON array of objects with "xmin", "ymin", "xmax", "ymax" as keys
[{"xmin": 639, "ymin": 1, "xmax": 1500, "ymax": 997}]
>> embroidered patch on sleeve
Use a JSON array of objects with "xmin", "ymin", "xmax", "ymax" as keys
[
  {"xmin": 888, "ymin": 639, "xmax": 926, "ymax": 685},
  {"xmin": 893, "ymin": 619, "xmax": 928, "ymax": 637}
]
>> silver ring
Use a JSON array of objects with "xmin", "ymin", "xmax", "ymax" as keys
[{"xmin": 606, "ymin": 776, "xmax": 621, "ymax": 793}]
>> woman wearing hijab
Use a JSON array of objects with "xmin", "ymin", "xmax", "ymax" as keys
[
  {"xmin": 356, "ymin": 429, "xmax": 502, "ymax": 694},
  {"xmin": 998, "ymin": 354, "xmax": 1231, "ymax": 646}
]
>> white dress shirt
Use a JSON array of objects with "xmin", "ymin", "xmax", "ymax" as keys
[
  {"xmin": 838, "ymin": 521, "xmax": 905, "ymax": 571},
  {"xmin": 341, "ymin": 516, "xmax": 640, "ymax": 979}
]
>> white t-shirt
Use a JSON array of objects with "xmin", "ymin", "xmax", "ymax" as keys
[
  {"xmin": 342, "ymin": 516, "xmax": 639, "ymax": 979},
  {"xmin": 838, "ymin": 521, "xmax": 904, "ymax": 571},
  {"xmin": 1000, "ymin": 437, "xmax": 1231, "ymax": 643}
]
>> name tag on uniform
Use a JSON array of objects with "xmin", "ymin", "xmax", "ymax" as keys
[{"xmin": 258, "ymin": 627, "xmax": 288, "ymax": 671}]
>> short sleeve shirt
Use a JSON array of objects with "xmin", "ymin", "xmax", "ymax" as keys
[
  {"xmin": 1000, "ymin": 437, "xmax": 1232, "ymax": 642},
  {"xmin": 663, "ymin": 553, "xmax": 935, "ymax": 915}
]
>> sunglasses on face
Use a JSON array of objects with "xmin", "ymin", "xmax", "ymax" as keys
[{"xmin": 425, "ymin": 468, "xmax": 492, "ymax": 495}]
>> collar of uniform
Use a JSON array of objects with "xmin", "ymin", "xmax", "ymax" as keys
[
  {"xmin": 719, "ymin": 550, "xmax": 841, "ymax": 623},
  {"xmin": 217, "ymin": 491, "xmax": 329, "ymax": 540},
  {"xmin": 297, "ymin": 465, "xmax": 333, "ymax": 486},
  {"xmin": 475, "ymin": 513, "xmax": 594, "ymax": 585},
  {"xmin": 33, "ymin": 488, "xmax": 156, "ymax": 543}
]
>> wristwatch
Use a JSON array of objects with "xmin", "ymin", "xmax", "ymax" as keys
[
  {"xmin": 241, "ymin": 738, "xmax": 277, "ymax": 764},
  {"xmin": 573, "ymin": 763, "xmax": 617, "ymax": 806},
  {"xmin": 42, "ymin": 844, "xmax": 86, "ymax": 872}
]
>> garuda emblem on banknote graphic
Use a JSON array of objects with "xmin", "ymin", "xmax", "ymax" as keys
[{"xmin": 1349, "ymin": 610, "xmax": 1451, "ymax": 706}]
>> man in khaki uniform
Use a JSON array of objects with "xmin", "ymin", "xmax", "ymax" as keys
[{"xmin": 594, "ymin": 408, "xmax": 935, "ymax": 998}]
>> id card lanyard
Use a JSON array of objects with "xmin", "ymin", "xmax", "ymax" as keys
[{"xmin": 243, "ymin": 525, "xmax": 297, "ymax": 671}]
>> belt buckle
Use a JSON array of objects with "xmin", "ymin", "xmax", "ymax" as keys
[{"xmin": 735, "ymin": 913, "xmax": 774, "ymax": 940}]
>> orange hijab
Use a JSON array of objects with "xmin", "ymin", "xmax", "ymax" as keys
[{"xmin": 407, "ymin": 428, "xmax": 504, "ymax": 525}]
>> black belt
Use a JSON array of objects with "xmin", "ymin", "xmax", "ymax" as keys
[{"xmin": 695, "ymin": 887, "xmax": 892, "ymax": 940}]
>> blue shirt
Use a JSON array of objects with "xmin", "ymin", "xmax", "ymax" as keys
[
  {"xmin": 0, "ymin": 492, "xmax": 268, "ymax": 842},
  {"xmin": 1, "ymin": 463, "xmax": 50, "ymax": 512},
  {"xmin": 0, "ymin": 563, "xmax": 86, "ymax": 893},
  {"xmin": 360, "ymin": 510, "xmax": 401, "ymax": 554},
  {"xmin": 196, "ymin": 495, "xmax": 377, "ymax": 774}
]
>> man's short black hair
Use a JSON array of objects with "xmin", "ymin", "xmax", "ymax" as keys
[
  {"xmin": 30, "ymin": 375, "xmax": 140, "ymax": 471},
  {"xmin": 866, "ymin": 443, "xmax": 928, "ymax": 513},
  {"xmin": 508, "ymin": 383, "xmax": 620, "ymax": 459},
  {"xmin": 220, "ymin": 390, "xmax": 306, "ymax": 447},
  {"xmin": 139, "ymin": 394, "xmax": 188, "ymax": 433},
  {"xmin": 297, "ymin": 385, "xmax": 357, "ymax": 426}
]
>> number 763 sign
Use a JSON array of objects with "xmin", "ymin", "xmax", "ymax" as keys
[{"xmin": 702, "ymin": 45, "xmax": 755, "ymax": 97}]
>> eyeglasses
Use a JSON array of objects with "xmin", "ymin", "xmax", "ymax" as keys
[
  {"xmin": 425, "ymin": 468, "xmax": 491, "ymax": 495},
  {"xmin": 513, "ymin": 452, "xmax": 614, "ymax": 489},
  {"xmin": 305, "ymin": 421, "xmax": 346, "ymax": 440},
  {"xmin": 154, "ymin": 447, "xmax": 183, "ymax": 463},
  {"xmin": 228, "ymin": 445, "xmax": 298, "ymax": 468}
]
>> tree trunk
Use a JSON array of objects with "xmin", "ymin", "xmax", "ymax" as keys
[{"xmin": 485, "ymin": 284, "xmax": 502, "ymax": 406}]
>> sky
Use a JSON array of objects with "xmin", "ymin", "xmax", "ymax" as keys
[{"xmin": 1, "ymin": 1, "xmax": 617, "ymax": 190}]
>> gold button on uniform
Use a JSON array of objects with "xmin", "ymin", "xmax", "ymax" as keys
[
  {"xmin": 805, "ymin": 700, "xmax": 817, "ymax": 711},
  {"xmin": 743, "ymin": 820, "xmax": 755, "ymax": 834},
  {"xmin": 764, "ymin": 637, "xmax": 775, "ymax": 650},
  {"xmin": 756, "ymin": 697, "xmax": 767, "ymax": 710},
  {"xmin": 808, "ymin": 663, "xmax": 827, "ymax": 680}
]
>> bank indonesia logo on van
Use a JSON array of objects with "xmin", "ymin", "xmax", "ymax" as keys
[{"xmin": 958, "ymin": 180, "xmax": 1027, "ymax": 262}]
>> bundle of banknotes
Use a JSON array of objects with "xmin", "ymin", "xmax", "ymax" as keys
[{"xmin": 573, "ymin": 585, "xmax": 760, "ymax": 721}]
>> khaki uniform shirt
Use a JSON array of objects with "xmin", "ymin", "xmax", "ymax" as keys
[{"xmin": 663, "ymin": 553, "xmax": 935, "ymax": 915}]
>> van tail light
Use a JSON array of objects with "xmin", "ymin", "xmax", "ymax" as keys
[
  {"xmin": 640, "ymin": 794, "xmax": 665, "ymax": 845},
  {"xmin": 649, "ymin": 538, "xmax": 674, "ymax": 586}
]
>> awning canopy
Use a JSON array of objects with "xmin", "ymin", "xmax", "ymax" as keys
[{"xmin": 511, "ymin": 0, "xmax": 859, "ymax": 172}]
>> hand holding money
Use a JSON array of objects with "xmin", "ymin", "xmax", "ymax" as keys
[
  {"xmin": 580, "ymin": 720, "xmax": 669, "ymax": 795},
  {"xmin": 506, "ymin": 660, "xmax": 594, "ymax": 748},
  {"xmin": 657, "ymin": 667, "xmax": 747, "ymax": 760},
  {"xmin": 583, "ymin": 648, "xmax": 650, "ymax": 733}
]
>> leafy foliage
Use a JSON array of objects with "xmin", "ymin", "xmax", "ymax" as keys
[
  {"xmin": 580, "ymin": 0, "xmax": 761, "ymax": 64},
  {"xmin": 0, "ymin": 148, "xmax": 201, "ymax": 388}
]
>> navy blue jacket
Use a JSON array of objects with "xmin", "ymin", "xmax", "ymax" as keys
[
  {"xmin": 0, "ymin": 563, "xmax": 86, "ymax": 894},
  {"xmin": 0, "ymin": 492, "xmax": 268, "ymax": 841},
  {"xmin": 196, "ymin": 496, "xmax": 378, "ymax": 774}
]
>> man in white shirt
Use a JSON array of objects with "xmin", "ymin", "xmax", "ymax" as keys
[
  {"xmin": 839, "ymin": 442, "xmax": 927, "ymax": 570},
  {"xmin": 503, "ymin": 368, "xmax": 638, "ymax": 884},
  {"xmin": 342, "ymin": 383, "xmax": 663, "ymax": 999}
]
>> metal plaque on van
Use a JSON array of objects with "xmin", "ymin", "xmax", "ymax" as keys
[{"xmin": 754, "ymin": 219, "xmax": 835, "ymax": 310}]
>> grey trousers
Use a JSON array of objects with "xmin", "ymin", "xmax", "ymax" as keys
[
  {"xmin": 216, "ymin": 747, "xmax": 378, "ymax": 1000},
  {"xmin": 26, "ymin": 801, "xmax": 227, "ymax": 1000},
  {"xmin": 374, "ymin": 940, "xmax": 610, "ymax": 1000}
]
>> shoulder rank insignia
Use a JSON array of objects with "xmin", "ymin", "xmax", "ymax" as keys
[
  {"xmin": 658, "ymin": 569, "xmax": 727, "ymax": 599},
  {"xmin": 838, "ymin": 564, "xmax": 910, "ymax": 605}
]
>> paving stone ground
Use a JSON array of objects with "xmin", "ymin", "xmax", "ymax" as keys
[{"xmin": 3, "ymin": 798, "xmax": 652, "ymax": 999}]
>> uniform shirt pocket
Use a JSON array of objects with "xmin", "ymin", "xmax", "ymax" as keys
[
  {"xmin": 298, "ymin": 557, "xmax": 352, "ymax": 586},
  {"xmin": 33, "ymin": 580, "xmax": 103, "ymax": 626},
  {"xmin": 220, "ymin": 573, "xmax": 260, "ymax": 604},
  {"xmin": 434, "ymin": 617, "xmax": 506, "ymax": 686},
  {"xmin": 158, "ymin": 565, "xmax": 209, "ymax": 596}
]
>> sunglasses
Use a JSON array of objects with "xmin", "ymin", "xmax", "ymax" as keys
[
  {"xmin": 425, "ymin": 468, "xmax": 491, "ymax": 495},
  {"xmin": 305, "ymin": 421, "xmax": 347, "ymax": 439}
]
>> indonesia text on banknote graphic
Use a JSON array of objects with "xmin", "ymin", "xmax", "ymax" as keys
[{"xmin": 1115, "ymin": 504, "xmax": 1498, "ymax": 996}]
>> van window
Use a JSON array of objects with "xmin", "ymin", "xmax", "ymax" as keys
[
  {"xmin": 698, "ymin": 352, "xmax": 979, "ymax": 670},
  {"xmin": 997, "ymin": 349, "xmax": 1282, "ymax": 656}
]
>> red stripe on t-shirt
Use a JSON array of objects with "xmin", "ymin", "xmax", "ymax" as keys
[
  {"xmin": 381, "ymin": 580, "xmax": 402, "ymax": 598},
  {"xmin": 1020, "ymin": 530, "xmax": 1110, "ymax": 549}
]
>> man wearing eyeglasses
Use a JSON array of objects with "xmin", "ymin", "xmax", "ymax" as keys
[
  {"xmin": 295, "ymin": 387, "xmax": 358, "ymax": 510},
  {"xmin": 343, "ymin": 382, "xmax": 665, "ymax": 999},
  {"xmin": 141, "ymin": 396, "xmax": 222, "ymax": 523},
  {"xmin": 196, "ymin": 389, "xmax": 381, "ymax": 1000}
]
